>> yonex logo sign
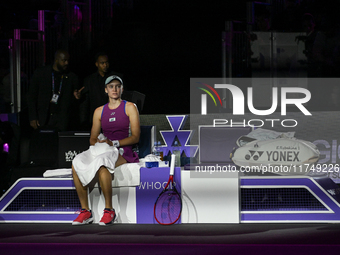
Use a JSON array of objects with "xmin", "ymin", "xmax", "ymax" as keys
[
  {"xmin": 267, "ymin": 151, "xmax": 300, "ymax": 162},
  {"xmin": 199, "ymin": 83, "xmax": 311, "ymax": 116},
  {"xmin": 245, "ymin": 150, "xmax": 300, "ymax": 162},
  {"xmin": 245, "ymin": 150, "xmax": 264, "ymax": 161}
]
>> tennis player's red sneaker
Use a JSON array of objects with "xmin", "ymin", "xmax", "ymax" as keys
[
  {"xmin": 99, "ymin": 208, "xmax": 116, "ymax": 226},
  {"xmin": 72, "ymin": 209, "xmax": 93, "ymax": 225}
]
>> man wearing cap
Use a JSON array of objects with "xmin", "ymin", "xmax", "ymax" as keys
[{"xmin": 79, "ymin": 52, "xmax": 123, "ymax": 130}]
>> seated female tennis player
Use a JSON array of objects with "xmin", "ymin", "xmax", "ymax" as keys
[{"xmin": 71, "ymin": 75, "xmax": 140, "ymax": 226}]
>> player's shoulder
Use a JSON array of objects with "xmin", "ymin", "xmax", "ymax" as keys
[
  {"xmin": 94, "ymin": 105, "xmax": 105, "ymax": 114},
  {"xmin": 124, "ymin": 101, "xmax": 138, "ymax": 115},
  {"xmin": 124, "ymin": 101, "xmax": 137, "ymax": 109}
]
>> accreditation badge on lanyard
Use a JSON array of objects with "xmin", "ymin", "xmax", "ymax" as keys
[{"xmin": 51, "ymin": 73, "xmax": 63, "ymax": 104}]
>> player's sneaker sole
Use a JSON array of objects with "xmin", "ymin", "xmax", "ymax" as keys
[{"xmin": 72, "ymin": 217, "xmax": 94, "ymax": 226}]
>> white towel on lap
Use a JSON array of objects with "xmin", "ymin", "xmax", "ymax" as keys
[
  {"xmin": 43, "ymin": 163, "xmax": 141, "ymax": 187},
  {"xmin": 106, "ymin": 163, "xmax": 140, "ymax": 187},
  {"xmin": 43, "ymin": 142, "xmax": 141, "ymax": 187},
  {"xmin": 72, "ymin": 142, "xmax": 119, "ymax": 186}
]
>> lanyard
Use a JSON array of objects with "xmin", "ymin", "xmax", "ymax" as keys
[{"xmin": 52, "ymin": 72, "xmax": 63, "ymax": 94}]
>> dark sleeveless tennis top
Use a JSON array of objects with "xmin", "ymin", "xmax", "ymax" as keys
[{"xmin": 101, "ymin": 100, "xmax": 139, "ymax": 163}]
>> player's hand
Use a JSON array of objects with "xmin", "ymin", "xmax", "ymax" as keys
[
  {"xmin": 96, "ymin": 138, "xmax": 111, "ymax": 145},
  {"xmin": 30, "ymin": 120, "xmax": 40, "ymax": 129}
]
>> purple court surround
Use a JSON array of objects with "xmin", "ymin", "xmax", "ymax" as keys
[
  {"xmin": 0, "ymin": 178, "xmax": 77, "ymax": 222},
  {"xmin": 241, "ymin": 176, "xmax": 340, "ymax": 222},
  {"xmin": 0, "ymin": 167, "xmax": 182, "ymax": 224},
  {"xmin": 1, "ymin": 173, "xmax": 340, "ymax": 223}
]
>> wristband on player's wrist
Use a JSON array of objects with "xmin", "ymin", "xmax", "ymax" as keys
[{"xmin": 110, "ymin": 140, "xmax": 120, "ymax": 147}]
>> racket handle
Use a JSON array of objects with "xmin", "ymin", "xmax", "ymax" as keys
[{"xmin": 170, "ymin": 154, "xmax": 176, "ymax": 175}]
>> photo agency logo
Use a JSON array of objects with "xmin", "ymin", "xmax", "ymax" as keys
[
  {"xmin": 197, "ymin": 82, "xmax": 312, "ymax": 128},
  {"xmin": 197, "ymin": 82, "xmax": 223, "ymax": 114}
]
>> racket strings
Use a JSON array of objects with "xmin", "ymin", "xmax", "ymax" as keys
[{"xmin": 155, "ymin": 190, "xmax": 181, "ymax": 224}]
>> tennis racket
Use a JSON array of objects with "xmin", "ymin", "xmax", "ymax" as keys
[{"xmin": 154, "ymin": 154, "xmax": 182, "ymax": 225}]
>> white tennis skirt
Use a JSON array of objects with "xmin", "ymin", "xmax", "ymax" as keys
[{"xmin": 72, "ymin": 142, "xmax": 119, "ymax": 186}]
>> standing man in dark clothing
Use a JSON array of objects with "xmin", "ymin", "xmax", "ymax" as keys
[
  {"xmin": 79, "ymin": 52, "xmax": 123, "ymax": 130},
  {"xmin": 27, "ymin": 49, "xmax": 79, "ymax": 131}
]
